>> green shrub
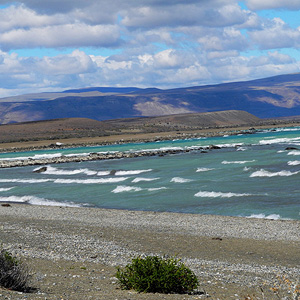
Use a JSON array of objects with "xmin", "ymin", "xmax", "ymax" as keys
[
  {"xmin": 116, "ymin": 255, "xmax": 199, "ymax": 294},
  {"xmin": 0, "ymin": 249, "xmax": 32, "ymax": 292}
]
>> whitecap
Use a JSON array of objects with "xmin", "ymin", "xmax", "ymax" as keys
[
  {"xmin": 287, "ymin": 160, "xmax": 300, "ymax": 166},
  {"xmin": 148, "ymin": 187, "xmax": 167, "ymax": 191},
  {"xmin": 0, "ymin": 195, "xmax": 80, "ymax": 207},
  {"xmin": 195, "ymin": 191, "xmax": 251, "ymax": 198},
  {"xmin": 171, "ymin": 177, "xmax": 193, "ymax": 183},
  {"xmin": 222, "ymin": 160, "xmax": 255, "ymax": 164},
  {"xmin": 0, "ymin": 179, "xmax": 52, "ymax": 183},
  {"xmin": 0, "ymin": 187, "xmax": 15, "ymax": 192},
  {"xmin": 132, "ymin": 177, "xmax": 159, "ymax": 183},
  {"xmin": 250, "ymin": 169, "xmax": 299, "ymax": 177},
  {"xmin": 196, "ymin": 168, "xmax": 214, "ymax": 172},
  {"xmin": 97, "ymin": 171, "xmax": 111, "ymax": 176},
  {"xmin": 54, "ymin": 177, "xmax": 128, "ymax": 184},
  {"xmin": 287, "ymin": 150, "xmax": 300, "ymax": 156},
  {"xmin": 259, "ymin": 137, "xmax": 300, "ymax": 145},
  {"xmin": 33, "ymin": 166, "xmax": 97, "ymax": 176},
  {"xmin": 115, "ymin": 169, "xmax": 152, "ymax": 176},
  {"xmin": 112, "ymin": 186, "xmax": 143, "ymax": 193},
  {"xmin": 246, "ymin": 213, "xmax": 281, "ymax": 220}
]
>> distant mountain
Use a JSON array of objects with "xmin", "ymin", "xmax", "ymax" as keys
[{"xmin": 1, "ymin": 73, "xmax": 300, "ymax": 124}]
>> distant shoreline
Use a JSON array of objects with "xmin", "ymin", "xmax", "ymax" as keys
[{"xmin": 1, "ymin": 121, "xmax": 300, "ymax": 154}]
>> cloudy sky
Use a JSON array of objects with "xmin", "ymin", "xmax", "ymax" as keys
[{"xmin": 0, "ymin": 0, "xmax": 299, "ymax": 97}]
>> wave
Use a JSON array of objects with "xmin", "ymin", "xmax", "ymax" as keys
[
  {"xmin": 0, "ymin": 195, "xmax": 81, "ymax": 207},
  {"xmin": 33, "ymin": 166, "xmax": 98, "ymax": 176},
  {"xmin": 54, "ymin": 177, "xmax": 129, "ymax": 184},
  {"xmin": 112, "ymin": 185, "xmax": 143, "ymax": 193},
  {"xmin": 287, "ymin": 150, "xmax": 300, "ymax": 156},
  {"xmin": 259, "ymin": 137, "xmax": 300, "ymax": 145},
  {"xmin": 171, "ymin": 177, "xmax": 193, "ymax": 183},
  {"xmin": 222, "ymin": 160, "xmax": 255, "ymax": 164},
  {"xmin": 250, "ymin": 169, "xmax": 300, "ymax": 177},
  {"xmin": 115, "ymin": 169, "xmax": 153, "ymax": 176},
  {"xmin": 0, "ymin": 179, "xmax": 52, "ymax": 183},
  {"xmin": 132, "ymin": 177, "xmax": 159, "ymax": 183},
  {"xmin": 0, "ymin": 153, "xmax": 62, "ymax": 161},
  {"xmin": 112, "ymin": 185, "xmax": 167, "ymax": 193},
  {"xmin": 196, "ymin": 167, "xmax": 214, "ymax": 172},
  {"xmin": 97, "ymin": 171, "xmax": 111, "ymax": 176},
  {"xmin": 287, "ymin": 160, "xmax": 300, "ymax": 166},
  {"xmin": 246, "ymin": 213, "xmax": 282, "ymax": 220},
  {"xmin": 195, "ymin": 191, "xmax": 251, "ymax": 198},
  {"xmin": 0, "ymin": 187, "xmax": 15, "ymax": 192},
  {"xmin": 148, "ymin": 187, "xmax": 167, "ymax": 191}
]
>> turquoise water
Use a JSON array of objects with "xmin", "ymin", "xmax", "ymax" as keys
[{"xmin": 0, "ymin": 127, "xmax": 300, "ymax": 220}]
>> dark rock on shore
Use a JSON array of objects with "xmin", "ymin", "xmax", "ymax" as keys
[{"xmin": 33, "ymin": 166, "xmax": 48, "ymax": 173}]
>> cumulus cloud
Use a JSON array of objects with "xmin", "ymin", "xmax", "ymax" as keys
[
  {"xmin": 245, "ymin": 0, "xmax": 300, "ymax": 10},
  {"xmin": 0, "ymin": 23, "xmax": 121, "ymax": 51},
  {"xmin": 0, "ymin": 0, "xmax": 299, "ymax": 97},
  {"xmin": 249, "ymin": 18, "xmax": 300, "ymax": 49}
]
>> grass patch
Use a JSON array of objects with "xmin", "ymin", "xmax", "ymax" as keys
[{"xmin": 0, "ymin": 249, "xmax": 33, "ymax": 292}]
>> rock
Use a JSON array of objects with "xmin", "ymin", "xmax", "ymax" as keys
[
  {"xmin": 33, "ymin": 166, "xmax": 48, "ymax": 173},
  {"xmin": 285, "ymin": 147, "xmax": 299, "ymax": 150},
  {"xmin": 209, "ymin": 145, "xmax": 221, "ymax": 150}
]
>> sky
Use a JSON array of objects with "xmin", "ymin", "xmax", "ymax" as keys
[{"xmin": 0, "ymin": 0, "xmax": 299, "ymax": 97}]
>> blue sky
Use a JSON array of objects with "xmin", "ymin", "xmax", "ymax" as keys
[{"xmin": 0, "ymin": 0, "xmax": 299, "ymax": 97}]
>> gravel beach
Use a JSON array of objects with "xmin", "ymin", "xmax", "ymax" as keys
[{"xmin": 0, "ymin": 204, "xmax": 299, "ymax": 299}]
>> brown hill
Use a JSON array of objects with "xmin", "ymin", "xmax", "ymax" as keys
[{"xmin": 0, "ymin": 110, "xmax": 260, "ymax": 144}]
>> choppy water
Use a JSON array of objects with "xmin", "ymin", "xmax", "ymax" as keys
[{"xmin": 0, "ymin": 127, "xmax": 300, "ymax": 220}]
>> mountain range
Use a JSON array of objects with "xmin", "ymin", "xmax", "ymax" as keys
[{"xmin": 1, "ymin": 73, "xmax": 300, "ymax": 124}]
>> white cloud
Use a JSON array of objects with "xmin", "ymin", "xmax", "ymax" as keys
[
  {"xmin": 0, "ymin": 23, "xmax": 121, "ymax": 51},
  {"xmin": 0, "ymin": 0, "xmax": 299, "ymax": 97},
  {"xmin": 249, "ymin": 18, "xmax": 300, "ymax": 50},
  {"xmin": 122, "ymin": 3, "xmax": 247, "ymax": 29},
  {"xmin": 245, "ymin": 0, "xmax": 300, "ymax": 10}
]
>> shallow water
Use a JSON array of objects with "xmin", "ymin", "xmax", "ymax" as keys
[{"xmin": 0, "ymin": 127, "xmax": 300, "ymax": 220}]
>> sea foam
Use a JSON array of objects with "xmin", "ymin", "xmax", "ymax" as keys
[
  {"xmin": 132, "ymin": 177, "xmax": 159, "ymax": 183},
  {"xmin": 0, "ymin": 187, "xmax": 15, "ymax": 192},
  {"xmin": 34, "ymin": 166, "xmax": 97, "ymax": 176},
  {"xmin": 287, "ymin": 150, "xmax": 300, "ymax": 156},
  {"xmin": 222, "ymin": 160, "xmax": 255, "ymax": 164},
  {"xmin": 54, "ymin": 177, "xmax": 128, "ymax": 184},
  {"xmin": 0, "ymin": 195, "xmax": 80, "ymax": 207},
  {"xmin": 250, "ymin": 169, "xmax": 299, "ymax": 177},
  {"xmin": 115, "ymin": 169, "xmax": 153, "ymax": 176},
  {"xmin": 196, "ymin": 168, "xmax": 214, "ymax": 172},
  {"xmin": 171, "ymin": 177, "xmax": 193, "ymax": 183},
  {"xmin": 112, "ymin": 186, "xmax": 143, "ymax": 193},
  {"xmin": 246, "ymin": 213, "xmax": 281, "ymax": 220},
  {"xmin": 287, "ymin": 160, "xmax": 300, "ymax": 166},
  {"xmin": 195, "ymin": 191, "xmax": 251, "ymax": 198}
]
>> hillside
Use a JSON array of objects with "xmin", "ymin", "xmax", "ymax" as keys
[
  {"xmin": 1, "ymin": 73, "xmax": 300, "ymax": 124},
  {"xmin": 0, "ymin": 110, "xmax": 260, "ymax": 143}
]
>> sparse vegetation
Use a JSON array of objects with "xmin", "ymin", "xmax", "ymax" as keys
[
  {"xmin": 0, "ymin": 249, "xmax": 33, "ymax": 292},
  {"xmin": 116, "ymin": 255, "xmax": 199, "ymax": 294}
]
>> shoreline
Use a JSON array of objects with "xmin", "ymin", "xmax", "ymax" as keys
[
  {"xmin": 0, "ymin": 205, "xmax": 299, "ymax": 299},
  {"xmin": 1, "ymin": 122, "xmax": 300, "ymax": 154}
]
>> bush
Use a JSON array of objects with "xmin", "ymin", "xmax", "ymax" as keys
[
  {"xmin": 0, "ymin": 249, "xmax": 32, "ymax": 292},
  {"xmin": 116, "ymin": 255, "xmax": 199, "ymax": 294}
]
